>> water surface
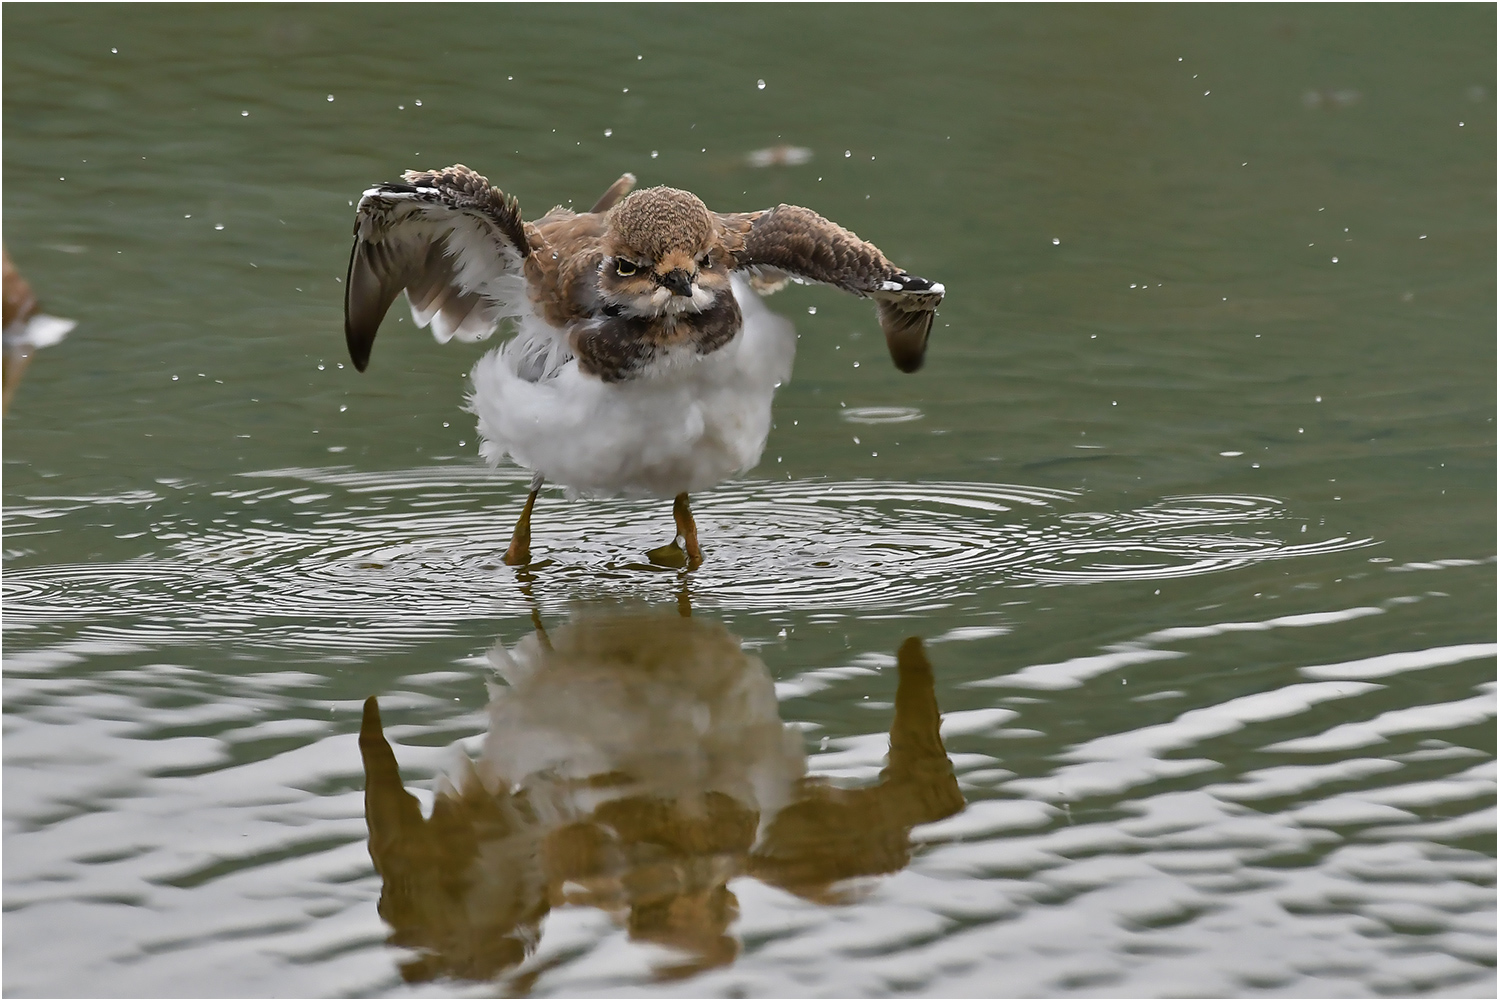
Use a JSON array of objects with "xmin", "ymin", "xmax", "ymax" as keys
[{"xmin": 4, "ymin": 5, "xmax": 1494, "ymax": 997}]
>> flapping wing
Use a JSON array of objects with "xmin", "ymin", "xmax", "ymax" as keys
[
  {"xmin": 717, "ymin": 205, "xmax": 944, "ymax": 373},
  {"xmin": 344, "ymin": 165, "xmax": 531, "ymax": 371}
]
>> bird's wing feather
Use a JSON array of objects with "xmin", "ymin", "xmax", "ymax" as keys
[
  {"xmin": 717, "ymin": 205, "xmax": 944, "ymax": 373},
  {"xmin": 344, "ymin": 165, "xmax": 531, "ymax": 372},
  {"xmin": 589, "ymin": 172, "xmax": 637, "ymax": 213}
]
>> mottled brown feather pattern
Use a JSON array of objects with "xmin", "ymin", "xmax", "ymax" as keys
[
  {"xmin": 607, "ymin": 187, "xmax": 715, "ymax": 262},
  {"xmin": 574, "ymin": 297, "xmax": 742, "ymax": 382},
  {"xmin": 400, "ymin": 165, "xmax": 530, "ymax": 257},
  {"xmin": 522, "ymin": 212, "xmax": 610, "ymax": 328},
  {"xmin": 718, "ymin": 205, "xmax": 899, "ymax": 295},
  {"xmin": 344, "ymin": 165, "xmax": 943, "ymax": 376},
  {"xmin": 718, "ymin": 205, "xmax": 941, "ymax": 371}
]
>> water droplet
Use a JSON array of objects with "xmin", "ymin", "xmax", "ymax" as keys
[
  {"xmin": 757, "ymin": 79, "xmax": 766, "ymax": 90},
  {"xmin": 214, "ymin": 224, "xmax": 224, "ymax": 230},
  {"xmin": 844, "ymin": 150, "xmax": 852, "ymax": 157},
  {"xmin": 240, "ymin": 110, "xmax": 249, "ymax": 117},
  {"xmin": 807, "ymin": 306, "xmax": 817, "ymax": 315},
  {"xmin": 339, "ymin": 405, "xmax": 347, "ymax": 412},
  {"xmin": 1315, "ymin": 395, "xmax": 1323, "ymax": 402},
  {"xmin": 415, "ymin": 99, "xmax": 422, "ymax": 106},
  {"xmin": 853, "ymin": 361, "xmax": 860, "ymax": 368},
  {"xmin": 1220, "ymin": 451, "xmax": 1243, "ymax": 457},
  {"xmin": 651, "ymin": 150, "xmax": 659, "ymax": 158},
  {"xmin": 1052, "ymin": 237, "xmax": 1061, "ymax": 245},
  {"xmin": 853, "ymin": 436, "xmax": 861, "ymax": 445},
  {"xmin": 1331, "ymin": 256, "xmax": 1338, "ymax": 263},
  {"xmin": 111, "ymin": 47, "xmax": 118, "ymax": 53},
  {"xmin": 326, "ymin": 94, "xmax": 334, "ymax": 102},
  {"xmin": 603, "ymin": 128, "xmax": 612, "ymax": 137},
  {"xmin": 622, "ymin": 87, "xmax": 628, "ymax": 93},
  {"xmin": 171, "ymin": 374, "xmax": 178, "ymax": 381}
]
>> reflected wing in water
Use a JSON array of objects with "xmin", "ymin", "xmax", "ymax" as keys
[
  {"xmin": 359, "ymin": 612, "xmax": 967, "ymax": 984},
  {"xmin": 749, "ymin": 636, "xmax": 966, "ymax": 903},
  {"xmin": 360, "ymin": 696, "xmax": 547, "ymax": 983}
]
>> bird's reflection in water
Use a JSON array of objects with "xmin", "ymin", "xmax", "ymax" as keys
[{"xmin": 360, "ymin": 609, "xmax": 965, "ymax": 987}]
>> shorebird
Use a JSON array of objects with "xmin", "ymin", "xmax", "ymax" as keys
[
  {"xmin": 3, "ymin": 248, "xmax": 76, "ymax": 414},
  {"xmin": 344, "ymin": 166, "xmax": 943, "ymax": 569}
]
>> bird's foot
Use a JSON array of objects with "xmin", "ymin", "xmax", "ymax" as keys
[
  {"xmin": 646, "ymin": 539, "xmax": 689, "ymax": 569},
  {"xmin": 646, "ymin": 534, "xmax": 702, "ymax": 571}
]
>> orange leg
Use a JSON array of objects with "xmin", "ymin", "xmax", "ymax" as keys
[
  {"xmin": 647, "ymin": 492, "xmax": 705, "ymax": 570},
  {"xmin": 673, "ymin": 492, "xmax": 704, "ymax": 570},
  {"xmin": 503, "ymin": 476, "xmax": 543, "ymax": 566}
]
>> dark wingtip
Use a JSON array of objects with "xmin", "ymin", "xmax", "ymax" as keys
[
  {"xmin": 877, "ymin": 300, "xmax": 934, "ymax": 373},
  {"xmin": 343, "ymin": 238, "xmax": 380, "ymax": 372},
  {"xmin": 345, "ymin": 320, "xmax": 373, "ymax": 372}
]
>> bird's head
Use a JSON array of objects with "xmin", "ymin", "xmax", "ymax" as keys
[{"xmin": 599, "ymin": 187, "xmax": 730, "ymax": 317}]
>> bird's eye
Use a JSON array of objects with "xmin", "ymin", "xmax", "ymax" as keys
[
  {"xmin": 615, "ymin": 259, "xmax": 638, "ymax": 277},
  {"xmin": 697, "ymin": 254, "xmax": 713, "ymax": 270}
]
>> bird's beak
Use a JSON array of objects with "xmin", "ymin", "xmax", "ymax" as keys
[{"xmin": 660, "ymin": 269, "xmax": 694, "ymax": 297}]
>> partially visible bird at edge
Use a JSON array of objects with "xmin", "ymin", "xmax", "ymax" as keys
[
  {"xmin": 3, "ymin": 248, "xmax": 76, "ymax": 415},
  {"xmin": 343, "ymin": 165, "xmax": 944, "ymax": 570}
]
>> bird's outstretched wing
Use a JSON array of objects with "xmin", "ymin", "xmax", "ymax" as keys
[
  {"xmin": 716, "ymin": 205, "xmax": 944, "ymax": 373},
  {"xmin": 344, "ymin": 165, "xmax": 530, "ymax": 372}
]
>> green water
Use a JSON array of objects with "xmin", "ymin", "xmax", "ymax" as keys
[{"xmin": 4, "ymin": 5, "xmax": 1494, "ymax": 996}]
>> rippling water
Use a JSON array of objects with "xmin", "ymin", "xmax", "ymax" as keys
[
  {"xmin": 4, "ymin": 5, "xmax": 1494, "ymax": 998},
  {"xmin": 3, "ymin": 467, "xmax": 1374, "ymax": 652}
]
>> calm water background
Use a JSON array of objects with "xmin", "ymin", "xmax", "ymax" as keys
[{"xmin": 4, "ymin": 5, "xmax": 1495, "ymax": 997}]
